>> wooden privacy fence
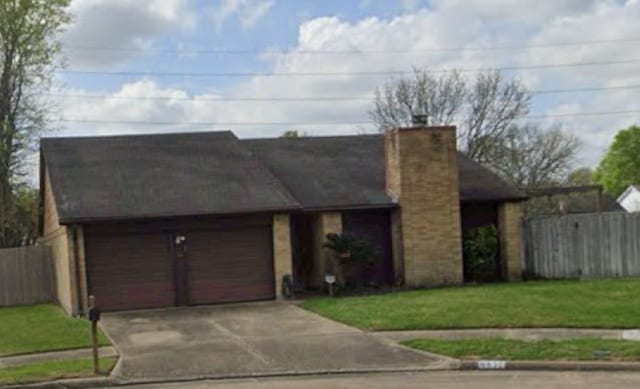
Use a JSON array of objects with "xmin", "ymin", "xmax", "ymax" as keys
[
  {"xmin": 524, "ymin": 212, "xmax": 640, "ymax": 279},
  {"xmin": 0, "ymin": 245, "xmax": 54, "ymax": 306}
]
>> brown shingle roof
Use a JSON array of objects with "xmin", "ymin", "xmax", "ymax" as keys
[
  {"xmin": 41, "ymin": 131, "xmax": 300, "ymax": 223},
  {"xmin": 41, "ymin": 131, "xmax": 526, "ymax": 223}
]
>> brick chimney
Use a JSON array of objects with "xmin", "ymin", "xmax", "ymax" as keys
[{"xmin": 385, "ymin": 125, "xmax": 463, "ymax": 286}]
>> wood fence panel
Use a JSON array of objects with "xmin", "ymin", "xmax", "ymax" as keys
[
  {"xmin": 524, "ymin": 212, "xmax": 640, "ymax": 279},
  {"xmin": 0, "ymin": 245, "xmax": 54, "ymax": 306}
]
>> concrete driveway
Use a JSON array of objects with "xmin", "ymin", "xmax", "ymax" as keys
[{"xmin": 100, "ymin": 302, "xmax": 446, "ymax": 383}]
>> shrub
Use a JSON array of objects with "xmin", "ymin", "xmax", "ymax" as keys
[{"xmin": 463, "ymin": 225, "xmax": 500, "ymax": 282}]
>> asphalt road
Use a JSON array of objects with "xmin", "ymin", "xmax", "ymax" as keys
[{"xmin": 109, "ymin": 371, "xmax": 640, "ymax": 388}]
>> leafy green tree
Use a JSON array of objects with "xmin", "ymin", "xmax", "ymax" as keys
[
  {"xmin": 2, "ymin": 186, "xmax": 39, "ymax": 246},
  {"xmin": 594, "ymin": 125, "xmax": 640, "ymax": 196},
  {"xmin": 0, "ymin": 0, "xmax": 70, "ymax": 247},
  {"xmin": 566, "ymin": 167, "xmax": 594, "ymax": 186}
]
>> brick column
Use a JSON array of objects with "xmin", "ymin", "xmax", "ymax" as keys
[
  {"xmin": 310, "ymin": 211, "xmax": 342, "ymax": 288},
  {"xmin": 75, "ymin": 226, "xmax": 89, "ymax": 313},
  {"xmin": 272, "ymin": 214, "xmax": 293, "ymax": 298},
  {"xmin": 498, "ymin": 201, "xmax": 524, "ymax": 280},
  {"xmin": 385, "ymin": 126, "xmax": 463, "ymax": 287},
  {"xmin": 390, "ymin": 208, "xmax": 404, "ymax": 285}
]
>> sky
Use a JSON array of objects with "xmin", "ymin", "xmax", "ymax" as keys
[{"xmin": 51, "ymin": 0, "xmax": 640, "ymax": 168}]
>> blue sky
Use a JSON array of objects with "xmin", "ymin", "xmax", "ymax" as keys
[{"xmin": 54, "ymin": 0, "xmax": 640, "ymax": 167}]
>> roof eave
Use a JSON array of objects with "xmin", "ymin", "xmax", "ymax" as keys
[{"xmin": 57, "ymin": 204, "xmax": 303, "ymax": 225}]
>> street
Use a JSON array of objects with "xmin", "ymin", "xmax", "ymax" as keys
[{"xmin": 108, "ymin": 371, "xmax": 640, "ymax": 388}]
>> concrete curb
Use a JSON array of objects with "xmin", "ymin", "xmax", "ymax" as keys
[
  {"xmin": 459, "ymin": 360, "xmax": 640, "ymax": 372},
  {"xmin": 109, "ymin": 365, "xmax": 456, "ymax": 387},
  {"xmin": 0, "ymin": 377, "xmax": 111, "ymax": 389},
  {"xmin": 373, "ymin": 328, "xmax": 640, "ymax": 342},
  {"xmin": 0, "ymin": 347, "xmax": 118, "ymax": 368},
  {"xmin": 4, "ymin": 359, "xmax": 640, "ymax": 388}
]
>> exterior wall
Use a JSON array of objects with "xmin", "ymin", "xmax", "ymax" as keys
[
  {"xmin": 498, "ymin": 201, "xmax": 524, "ymax": 280},
  {"xmin": 341, "ymin": 209, "xmax": 394, "ymax": 286},
  {"xmin": 75, "ymin": 226, "xmax": 89, "ymax": 313},
  {"xmin": 41, "ymin": 168, "xmax": 78, "ymax": 315},
  {"xmin": 310, "ymin": 211, "xmax": 342, "ymax": 287},
  {"xmin": 460, "ymin": 202, "xmax": 498, "ymax": 236},
  {"xmin": 385, "ymin": 126, "xmax": 463, "ymax": 287},
  {"xmin": 390, "ymin": 208, "xmax": 404, "ymax": 285},
  {"xmin": 272, "ymin": 213, "xmax": 293, "ymax": 298},
  {"xmin": 619, "ymin": 187, "xmax": 640, "ymax": 213}
]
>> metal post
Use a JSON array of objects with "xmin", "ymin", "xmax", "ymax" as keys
[{"xmin": 88, "ymin": 295, "xmax": 99, "ymax": 375}]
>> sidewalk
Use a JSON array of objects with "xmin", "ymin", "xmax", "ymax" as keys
[
  {"xmin": 373, "ymin": 328, "xmax": 640, "ymax": 342},
  {"xmin": 0, "ymin": 347, "xmax": 117, "ymax": 368}
]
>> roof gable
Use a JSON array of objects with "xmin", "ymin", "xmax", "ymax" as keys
[{"xmin": 41, "ymin": 131, "xmax": 300, "ymax": 223}]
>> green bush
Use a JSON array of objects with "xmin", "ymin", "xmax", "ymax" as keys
[
  {"xmin": 463, "ymin": 225, "xmax": 500, "ymax": 282},
  {"xmin": 324, "ymin": 233, "xmax": 376, "ymax": 265}
]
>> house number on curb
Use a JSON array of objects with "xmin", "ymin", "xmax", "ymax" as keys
[{"xmin": 477, "ymin": 360, "xmax": 507, "ymax": 369}]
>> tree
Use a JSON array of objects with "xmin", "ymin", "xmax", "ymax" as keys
[
  {"xmin": 566, "ymin": 167, "xmax": 594, "ymax": 186},
  {"xmin": 369, "ymin": 68, "xmax": 581, "ymax": 188},
  {"xmin": 370, "ymin": 68, "xmax": 530, "ymax": 162},
  {"xmin": 2, "ymin": 186, "xmax": 39, "ymax": 246},
  {"xmin": 594, "ymin": 125, "xmax": 640, "ymax": 196},
  {"xmin": 481, "ymin": 124, "xmax": 581, "ymax": 188},
  {"xmin": 0, "ymin": 0, "xmax": 71, "ymax": 247}
]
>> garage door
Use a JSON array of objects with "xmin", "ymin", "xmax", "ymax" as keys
[
  {"xmin": 85, "ymin": 232, "xmax": 175, "ymax": 312},
  {"xmin": 185, "ymin": 227, "xmax": 274, "ymax": 305}
]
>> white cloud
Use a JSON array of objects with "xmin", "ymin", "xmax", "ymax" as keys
[
  {"xmin": 210, "ymin": 0, "xmax": 275, "ymax": 31},
  {"xmin": 63, "ymin": 0, "xmax": 196, "ymax": 68},
  {"xmin": 59, "ymin": 0, "xmax": 640, "ymax": 167},
  {"xmin": 400, "ymin": 0, "xmax": 421, "ymax": 12}
]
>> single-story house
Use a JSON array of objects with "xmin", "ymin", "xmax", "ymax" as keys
[
  {"xmin": 40, "ymin": 126, "xmax": 526, "ymax": 315},
  {"xmin": 617, "ymin": 185, "xmax": 640, "ymax": 213}
]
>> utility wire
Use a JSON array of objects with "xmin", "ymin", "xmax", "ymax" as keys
[
  {"xmin": 40, "ymin": 85, "xmax": 640, "ymax": 102},
  {"xmin": 54, "ymin": 109, "xmax": 640, "ymax": 126},
  {"xmin": 56, "ymin": 59, "xmax": 640, "ymax": 78},
  {"xmin": 61, "ymin": 37, "xmax": 640, "ymax": 55}
]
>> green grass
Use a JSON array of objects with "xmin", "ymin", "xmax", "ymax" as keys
[
  {"xmin": 403, "ymin": 338, "xmax": 640, "ymax": 361},
  {"xmin": 0, "ymin": 304, "xmax": 110, "ymax": 356},
  {"xmin": 0, "ymin": 357, "xmax": 116, "ymax": 386},
  {"xmin": 300, "ymin": 279, "xmax": 640, "ymax": 330}
]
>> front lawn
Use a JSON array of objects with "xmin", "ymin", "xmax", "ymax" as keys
[
  {"xmin": 300, "ymin": 279, "xmax": 640, "ymax": 330},
  {"xmin": 0, "ymin": 304, "xmax": 109, "ymax": 356},
  {"xmin": 0, "ymin": 357, "xmax": 116, "ymax": 386},
  {"xmin": 403, "ymin": 338, "xmax": 640, "ymax": 361}
]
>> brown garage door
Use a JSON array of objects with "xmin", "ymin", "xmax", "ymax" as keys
[
  {"xmin": 185, "ymin": 227, "xmax": 274, "ymax": 305},
  {"xmin": 85, "ymin": 232, "xmax": 175, "ymax": 311}
]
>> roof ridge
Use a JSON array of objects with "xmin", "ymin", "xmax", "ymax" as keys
[{"xmin": 41, "ymin": 130, "xmax": 235, "ymax": 142}]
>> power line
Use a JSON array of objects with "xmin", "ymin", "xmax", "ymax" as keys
[
  {"xmin": 56, "ymin": 59, "xmax": 640, "ymax": 78},
  {"xmin": 61, "ymin": 37, "xmax": 640, "ymax": 55},
  {"xmin": 54, "ymin": 109, "xmax": 640, "ymax": 126},
  {"xmin": 40, "ymin": 85, "xmax": 640, "ymax": 102}
]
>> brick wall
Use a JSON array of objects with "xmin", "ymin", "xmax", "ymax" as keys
[
  {"xmin": 310, "ymin": 211, "xmax": 342, "ymax": 287},
  {"xmin": 272, "ymin": 213, "xmax": 293, "ymax": 297},
  {"xmin": 498, "ymin": 201, "xmax": 523, "ymax": 280},
  {"xmin": 385, "ymin": 127, "xmax": 463, "ymax": 286},
  {"xmin": 41, "ymin": 168, "xmax": 78, "ymax": 315}
]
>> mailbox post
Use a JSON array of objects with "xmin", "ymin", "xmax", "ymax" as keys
[{"xmin": 87, "ymin": 295, "xmax": 101, "ymax": 375}]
